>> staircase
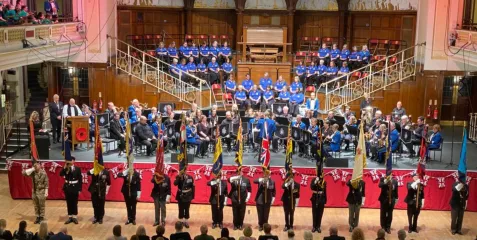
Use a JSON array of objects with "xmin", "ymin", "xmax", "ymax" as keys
[
  {"xmin": 321, "ymin": 43, "xmax": 425, "ymax": 112},
  {"xmin": 109, "ymin": 36, "xmax": 218, "ymax": 109},
  {"xmin": 26, "ymin": 66, "xmax": 48, "ymax": 117}
]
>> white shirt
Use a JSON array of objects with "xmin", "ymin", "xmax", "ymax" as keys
[
  {"xmin": 309, "ymin": 99, "xmax": 316, "ymax": 110},
  {"xmin": 62, "ymin": 104, "xmax": 83, "ymax": 117}
]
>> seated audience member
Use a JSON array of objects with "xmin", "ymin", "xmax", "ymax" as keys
[
  {"xmin": 208, "ymin": 57, "xmax": 220, "ymax": 84},
  {"xmin": 287, "ymin": 230, "xmax": 295, "ymax": 240},
  {"xmin": 186, "ymin": 57, "xmax": 198, "ymax": 81},
  {"xmin": 194, "ymin": 225, "xmax": 214, "ymax": 240},
  {"xmin": 289, "ymin": 91, "xmax": 304, "ymax": 116},
  {"xmin": 324, "ymin": 124, "xmax": 341, "ymax": 157},
  {"xmin": 19, "ymin": 5, "xmax": 28, "ymax": 18},
  {"xmin": 179, "ymin": 58, "xmax": 190, "ymax": 83},
  {"xmin": 318, "ymin": 43, "xmax": 331, "ymax": 65},
  {"xmin": 170, "ymin": 222, "xmax": 192, "ymax": 240},
  {"xmin": 295, "ymin": 61, "xmax": 306, "ymax": 84},
  {"xmin": 397, "ymin": 229, "xmax": 407, "ymax": 240},
  {"xmin": 167, "ymin": 42, "xmax": 179, "ymax": 63},
  {"xmin": 316, "ymin": 59, "xmax": 328, "ymax": 86},
  {"xmin": 34, "ymin": 221, "xmax": 54, "ymax": 240},
  {"xmin": 290, "ymin": 76, "xmax": 303, "ymax": 94},
  {"xmin": 179, "ymin": 41, "xmax": 191, "ymax": 61},
  {"xmin": 305, "ymin": 92, "xmax": 320, "ymax": 117},
  {"xmin": 344, "ymin": 116, "xmax": 358, "ymax": 151},
  {"xmin": 323, "ymin": 226, "xmax": 345, "ymax": 240},
  {"xmin": 349, "ymin": 46, "xmax": 360, "ymax": 70},
  {"xmin": 152, "ymin": 225, "xmax": 168, "ymax": 240},
  {"xmin": 428, "ymin": 124, "xmax": 442, "ymax": 150},
  {"xmin": 274, "ymin": 75, "xmax": 287, "ymax": 92},
  {"xmin": 258, "ymin": 224, "xmax": 278, "ymax": 240},
  {"xmin": 249, "ymin": 85, "xmax": 262, "ymax": 110},
  {"xmin": 242, "ymin": 74, "xmax": 254, "ymax": 95},
  {"xmin": 389, "ymin": 122, "xmax": 399, "ymax": 152},
  {"xmin": 196, "ymin": 59, "xmax": 207, "ymax": 79},
  {"xmin": 376, "ymin": 229, "xmax": 386, "ymax": 240},
  {"xmin": 259, "ymin": 72, "xmax": 273, "ymax": 92},
  {"xmin": 221, "ymin": 58, "xmax": 233, "ymax": 83},
  {"xmin": 209, "ymin": 41, "xmax": 219, "ymax": 62},
  {"xmin": 234, "ymin": 85, "xmax": 249, "ymax": 110},
  {"xmin": 13, "ymin": 221, "xmax": 33, "ymax": 240},
  {"xmin": 218, "ymin": 41, "xmax": 232, "ymax": 65},
  {"xmin": 49, "ymin": 227, "xmax": 72, "ymax": 240},
  {"xmin": 338, "ymin": 61, "xmax": 350, "ymax": 75},
  {"xmin": 135, "ymin": 225, "xmax": 150, "ymax": 240},
  {"xmin": 277, "ymin": 86, "xmax": 291, "ymax": 103},
  {"xmin": 151, "ymin": 116, "xmax": 163, "ymax": 139},
  {"xmin": 136, "ymin": 116, "xmax": 158, "ymax": 156},
  {"xmin": 199, "ymin": 42, "xmax": 209, "ymax": 65},
  {"xmin": 107, "ymin": 225, "xmax": 127, "ymax": 240},
  {"xmin": 41, "ymin": 13, "xmax": 52, "ymax": 24},
  {"xmin": 169, "ymin": 58, "xmax": 181, "ymax": 79},
  {"xmin": 238, "ymin": 226, "xmax": 255, "ymax": 240},
  {"xmin": 350, "ymin": 228, "xmax": 365, "ymax": 240},
  {"xmin": 330, "ymin": 44, "xmax": 341, "ymax": 63},
  {"xmin": 190, "ymin": 42, "xmax": 200, "ymax": 63},
  {"xmin": 327, "ymin": 111, "xmax": 336, "ymax": 122},
  {"xmin": 225, "ymin": 75, "xmax": 237, "ymax": 94},
  {"xmin": 0, "ymin": 219, "xmax": 12, "ymax": 240},
  {"xmin": 303, "ymin": 231, "xmax": 313, "ymax": 240},
  {"xmin": 306, "ymin": 61, "xmax": 318, "ymax": 86},
  {"xmin": 262, "ymin": 85, "xmax": 275, "ymax": 110},
  {"xmin": 359, "ymin": 44, "xmax": 371, "ymax": 65},
  {"xmin": 148, "ymin": 107, "xmax": 159, "ymax": 122},
  {"xmin": 325, "ymin": 61, "xmax": 338, "ymax": 82},
  {"xmin": 218, "ymin": 228, "xmax": 235, "ymax": 240},
  {"xmin": 186, "ymin": 118, "xmax": 202, "ymax": 157},
  {"xmin": 339, "ymin": 44, "xmax": 350, "ymax": 66}
]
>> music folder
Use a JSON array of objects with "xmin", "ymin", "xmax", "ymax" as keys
[
  {"xmin": 291, "ymin": 127, "xmax": 302, "ymax": 141},
  {"xmin": 272, "ymin": 103, "xmax": 287, "ymax": 115},
  {"xmin": 302, "ymin": 118, "xmax": 310, "ymax": 128},
  {"xmin": 275, "ymin": 117, "xmax": 289, "ymax": 126},
  {"xmin": 275, "ymin": 125, "xmax": 288, "ymax": 138},
  {"xmin": 97, "ymin": 113, "xmax": 110, "ymax": 127},
  {"xmin": 219, "ymin": 123, "xmax": 230, "ymax": 137}
]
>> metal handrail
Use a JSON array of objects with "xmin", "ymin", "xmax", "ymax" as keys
[{"xmin": 0, "ymin": 102, "xmax": 14, "ymax": 154}]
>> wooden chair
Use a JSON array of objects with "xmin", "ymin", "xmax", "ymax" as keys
[
  {"xmin": 388, "ymin": 40, "xmax": 402, "ymax": 55},
  {"xmin": 143, "ymin": 34, "xmax": 156, "ymax": 50},
  {"xmin": 305, "ymin": 86, "xmax": 315, "ymax": 98},
  {"xmin": 321, "ymin": 37, "xmax": 334, "ymax": 48},
  {"xmin": 311, "ymin": 37, "xmax": 321, "ymax": 51},
  {"xmin": 126, "ymin": 35, "xmax": 144, "ymax": 49},
  {"xmin": 220, "ymin": 35, "xmax": 230, "ymax": 45},
  {"xmin": 350, "ymin": 71, "xmax": 362, "ymax": 82},
  {"xmin": 300, "ymin": 36, "xmax": 312, "ymax": 51},
  {"xmin": 294, "ymin": 51, "xmax": 308, "ymax": 65},
  {"xmin": 212, "ymin": 84, "xmax": 226, "ymax": 107}
]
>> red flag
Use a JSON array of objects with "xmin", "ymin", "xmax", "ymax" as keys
[
  {"xmin": 417, "ymin": 127, "xmax": 428, "ymax": 178},
  {"xmin": 260, "ymin": 121, "xmax": 271, "ymax": 169},
  {"xmin": 29, "ymin": 120, "xmax": 39, "ymax": 163},
  {"xmin": 154, "ymin": 130, "xmax": 165, "ymax": 183}
]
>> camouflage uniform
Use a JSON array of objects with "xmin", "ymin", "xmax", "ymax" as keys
[{"xmin": 23, "ymin": 168, "xmax": 49, "ymax": 219}]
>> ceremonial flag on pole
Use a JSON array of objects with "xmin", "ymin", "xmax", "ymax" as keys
[
  {"xmin": 417, "ymin": 126, "xmax": 428, "ymax": 179},
  {"xmin": 64, "ymin": 134, "xmax": 72, "ymax": 164},
  {"xmin": 234, "ymin": 119, "xmax": 243, "ymax": 171},
  {"xmin": 351, "ymin": 122, "xmax": 367, "ymax": 188},
  {"xmin": 125, "ymin": 112, "xmax": 135, "ymax": 176},
  {"xmin": 154, "ymin": 121, "xmax": 165, "ymax": 184},
  {"xmin": 213, "ymin": 127, "xmax": 223, "ymax": 177},
  {"xmin": 458, "ymin": 128, "xmax": 468, "ymax": 183},
  {"xmin": 285, "ymin": 123, "xmax": 293, "ymax": 180},
  {"xmin": 178, "ymin": 114, "xmax": 187, "ymax": 175},
  {"xmin": 385, "ymin": 123, "xmax": 393, "ymax": 177},
  {"xmin": 315, "ymin": 126, "xmax": 325, "ymax": 178},
  {"xmin": 260, "ymin": 121, "xmax": 271, "ymax": 172},
  {"xmin": 29, "ymin": 119, "xmax": 39, "ymax": 163},
  {"xmin": 93, "ymin": 115, "xmax": 104, "ymax": 175}
]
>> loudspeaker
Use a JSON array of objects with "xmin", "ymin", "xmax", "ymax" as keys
[
  {"xmin": 36, "ymin": 135, "xmax": 50, "ymax": 159},
  {"xmin": 325, "ymin": 158, "xmax": 348, "ymax": 168},
  {"xmin": 171, "ymin": 153, "xmax": 195, "ymax": 163}
]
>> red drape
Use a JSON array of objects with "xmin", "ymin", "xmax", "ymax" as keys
[{"xmin": 8, "ymin": 160, "xmax": 477, "ymax": 212}]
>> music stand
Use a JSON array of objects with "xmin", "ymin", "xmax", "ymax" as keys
[
  {"xmin": 173, "ymin": 113, "xmax": 181, "ymax": 120},
  {"xmin": 219, "ymin": 124, "xmax": 230, "ymax": 138},
  {"xmin": 232, "ymin": 123, "xmax": 240, "ymax": 136},
  {"xmin": 143, "ymin": 109, "xmax": 152, "ymax": 118},
  {"xmin": 347, "ymin": 125, "xmax": 358, "ymax": 136},
  {"xmin": 303, "ymin": 131, "xmax": 311, "ymax": 144},
  {"xmin": 217, "ymin": 110, "xmax": 226, "ymax": 116},
  {"xmin": 158, "ymin": 103, "xmax": 175, "ymax": 114},
  {"xmin": 174, "ymin": 121, "xmax": 181, "ymax": 132},
  {"xmin": 272, "ymin": 103, "xmax": 287, "ymax": 116},
  {"xmin": 131, "ymin": 122, "xmax": 139, "ymax": 134},
  {"xmin": 241, "ymin": 117, "xmax": 253, "ymax": 124},
  {"xmin": 395, "ymin": 122, "xmax": 402, "ymax": 132},
  {"xmin": 302, "ymin": 118, "xmax": 310, "ymax": 128},
  {"xmin": 275, "ymin": 125, "xmax": 289, "ymax": 139},
  {"xmin": 317, "ymin": 119, "xmax": 324, "ymax": 128},
  {"xmin": 275, "ymin": 117, "xmax": 290, "ymax": 126},
  {"xmin": 97, "ymin": 113, "xmax": 109, "ymax": 127},
  {"xmin": 291, "ymin": 127, "xmax": 302, "ymax": 141},
  {"xmin": 218, "ymin": 116, "xmax": 226, "ymax": 124},
  {"xmin": 166, "ymin": 124, "xmax": 175, "ymax": 138},
  {"xmin": 202, "ymin": 109, "xmax": 210, "ymax": 118},
  {"xmin": 242, "ymin": 121, "xmax": 249, "ymax": 133}
]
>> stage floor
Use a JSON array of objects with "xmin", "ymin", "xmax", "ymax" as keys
[{"xmin": 10, "ymin": 127, "xmax": 477, "ymax": 170}]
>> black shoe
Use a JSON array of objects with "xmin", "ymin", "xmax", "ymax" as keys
[
  {"xmin": 98, "ymin": 220, "xmax": 103, "ymax": 224},
  {"xmin": 72, "ymin": 218, "xmax": 78, "ymax": 224},
  {"xmin": 259, "ymin": 226, "xmax": 263, "ymax": 232},
  {"xmin": 218, "ymin": 223, "xmax": 223, "ymax": 229},
  {"xmin": 39, "ymin": 217, "xmax": 44, "ymax": 223},
  {"xmin": 92, "ymin": 219, "xmax": 98, "ymax": 224},
  {"xmin": 457, "ymin": 231, "xmax": 463, "ymax": 235},
  {"xmin": 317, "ymin": 228, "xmax": 321, "ymax": 233},
  {"xmin": 451, "ymin": 231, "xmax": 456, "ymax": 235},
  {"xmin": 414, "ymin": 229, "xmax": 419, "ymax": 233},
  {"xmin": 212, "ymin": 223, "xmax": 216, "ymax": 229},
  {"xmin": 298, "ymin": 153, "xmax": 303, "ymax": 157},
  {"xmin": 153, "ymin": 221, "xmax": 159, "ymax": 227},
  {"xmin": 125, "ymin": 220, "xmax": 131, "ymax": 225},
  {"xmin": 239, "ymin": 225, "xmax": 243, "ymax": 230},
  {"xmin": 233, "ymin": 226, "xmax": 238, "ymax": 230},
  {"xmin": 161, "ymin": 221, "xmax": 166, "ymax": 226},
  {"xmin": 64, "ymin": 218, "xmax": 73, "ymax": 224},
  {"xmin": 311, "ymin": 228, "xmax": 316, "ymax": 233},
  {"xmin": 408, "ymin": 229, "xmax": 412, "ymax": 233},
  {"xmin": 386, "ymin": 228, "xmax": 391, "ymax": 234},
  {"xmin": 283, "ymin": 227, "xmax": 289, "ymax": 232},
  {"xmin": 53, "ymin": 140, "xmax": 57, "ymax": 144},
  {"xmin": 34, "ymin": 217, "xmax": 40, "ymax": 224},
  {"xmin": 184, "ymin": 222, "xmax": 189, "ymax": 228},
  {"xmin": 349, "ymin": 227, "xmax": 353, "ymax": 232},
  {"xmin": 132, "ymin": 220, "xmax": 136, "ymax": 225}
]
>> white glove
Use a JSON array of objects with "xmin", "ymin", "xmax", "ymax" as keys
[
  {"xmin": 122, "ymin": 168, "xmax": 129, "ymax": 176},
  {"xmin": 411, "ymin": 181, "xmax": 418, "ymax": 190},
  {"xmin": 246, "ymin": 192, "xmax": 251, "ymax": 202},
  {"xmin": 384, "ymin": 178, "xmax": 389, "ymax": 184},
  {"xmin": 25, "ymin": 167, "xmax": 35, "ymax": 175},
  {"xmin": 361, "ymin": 197, "xmax": 365, "ymax": 206},
  {"xmin": 137, "ymin": 191, "xmax": 141, "ymax": 200},
  {"xmin": 258, "ymin": 178, "xmax": 264, "ymax": 183},
  {"xmin": 210, "ymin": 181, "xmax": 217, "ymax": 186},
  {"xmin": 456, "ymin": 183, "xmax": 464, "ymax": 191},
  {"xmin": 45, "ymin": 189, "xmax": 48, "ymax": 197},
  {"xmin": 89, "ymin": 169, "xmax": 94, "ymax": 174},
  {"xmin": 230, "ymin": 176, "xmax": 240, "ymax": 182},
  {"xmin": 314, "ymin": 178, "xmax": 319, "ymax": 184},
  {"xmin": 106, "ymin": 186, "xmax": 110, "ymax": 195},
  {"xmin": 295, "ymin": 198, "xmax": 299, "ymax": 208},
  {"xmin": 284, "ymin": 181, "xmax": 290, "ymax": 188},
  {"xmin": 394, "ymin": 198, "xmax": 398, "ymax": 205},
  {"xmin": 166, "ymin": 195, "xmax": 171, "ymax": 203},
  {"xmin": 271, "ymin": 197, "xmax": 275, "ymax": 205},
  {"xmin": 416, "ymin": 179, "xmax": 421, "ymax": 184},
  {"xmin": 224, "ymin": 197, "xmax": 228, "ymax": 205},
  {"xmin": 421, "ymin": 199, "xmax": 425, "ymax": 209}
]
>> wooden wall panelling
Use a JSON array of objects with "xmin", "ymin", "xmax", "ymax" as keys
[
  {"xmin": 294, "ymin": 12, "xmax": 340, "ymax": 51},
  {"xmin": 191, "ymin": 10, "xmax": 236, "ymax": 48}
]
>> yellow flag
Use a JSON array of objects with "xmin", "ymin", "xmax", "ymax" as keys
[{"xmin": 351, "ymin": 122, "xmax": 367, "ymax": 188}]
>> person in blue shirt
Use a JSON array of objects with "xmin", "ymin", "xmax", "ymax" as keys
[
  {"xmin": 339, "ymin": 44, "xmax": 350, "ymax": 67},
  {"xmin": 359, "ymin": 45, "xmax": 371, "ymax": 65},
  {"xmin": 349, "ymin": 46, "xmax": 359, "ymax": 70},
  {"xmin": 259, "ymin": 72, "xmax": 273, "ymax": 92},
  {"xmin": 306, "ymin": 61, "xmax": 318, "ymax": 86},
  {"xmin": 249, "ymin": 85, "xmax": 262, "ymax": 110},
  {"xmin": 234, "ymin": 85, "xmax": 249, "ymax": 110},
  {"xmin": 343, "ymin": 116, "xmax": 358, "ymax": 151},
  {"xmin": 277, "ymin": 86, "xmax": 291, "ymax": 103},
  {"xmin": 318, "ymin": 43, "xmax": 331, "ymax": 65},
  {"xmin": 179, "ymin": 41, "xmax": 191, "ymax": 62},
  {"xmin": 390, "ymin": 122, "xmax": 400, "ymax": 152},
  {"xmin": 186, "ymin": 118, "xmax": 202, "ymax": 157},
  {"xmin": 248, "ymin": 112, "xmax": 260, "ymax": 150},
  {"xmin": 155, "ymin": 42, "xmax": 168, "ymax": 63},
  {"xmin": 167, "ymin": 42, "xmax": 178, "ymax": 64},
  {"xmin": 241, "ymin": 74, "xmax": 254, "ymax": 95},
  {"xmin": 324, "ymin": 124, "xmax": 342, "ymax": 158},
  {"xmin": 128, "ymin": 99, "xmax": 140, "ymax": 121},
  {"xmin": 305, "ymin": 92, "xmax": 320, "ymax": 117},
  {"xmin": 308, "ymin": 118, "xmax": 320, "ymax": 157},
  {"xmin": 199, "ymin": 41, "xmax": 210, "ymax": 65},
  {"xmin": 256, "ymin": 111, "xmax": 276, "ymax": 142},
  {"xmin": 186, "ymin": 56, "xmax": 197, "ymax": 78},
  {"xmin": 221, "ymin": 57, "xmax": 234, "ymax": 83},
  {"xmin": 295, "ymin": 61, "xmax": 306, "ymax": 85},
  {"xmin": 179, "ymin": 58, "xmax": 190, "ymax": 83},
  {"xmin": 330, "ymin": 43, "xmax": 341, "ymax": 63},
  {"xmin": 339, "ymin": 61, "xmax": 350, "ymax": 75},
  {"xmin": 289, "ymin": 91, "xmax": 304, "ymax": 116},
  {"xmin": 292, "ymin": 115, "xmax": 307, "ymax": 156},
  {"xmin": 196, "ymin": 58, "xmax": 207, "ymax": 79},
  {"xmin": 225, "ymin": 74, "xmax": 237, "ymax": 94},
  {"xmin": 218, "ymin": 41, "xmax": 232, "ymax": 65},
  {"xmin": 428, "ymin": 124, "xmax": 442, "ymax": 159},
  {"xmin": 169, "ymin": 58, "xmax": 181, "ymax": 79},
  {"xmin": 208, "ymin": 41, "xmax": 219, "ymax": 62},
  {"xmin": 147, "ymin": 107, "xmax": 159, "ymax": 123},
  {"xmin": 290, "ymin": 76, "xmax": 303, "ymax": 94},
  {"xmin": 262, "ymin": 85, "xmax": 275, "ymax": 110},
  {"xmin": 130, "ymin": 108, "xmax": 142, "ymax": 124},
  {"xmin": 207, "ymin": 57, "xmax": 220, "ymax": 84},
  {"xmin": 151, "ymin": 115, "xmax": 162, "ymax": 138},
  {"xmin": 316, "ymin": 59, "xmax": 328, "ymax": 86},
  {"xmin": 274, "ymin": 75, "xmax": 287, "ymax": 93},
  {"xmin": 325, "ymin": 61, "xmax": 339, "ymax": 82},
  {"xmin": 190, "ymin": 42, "xmax": 200, "ymax": 64}
]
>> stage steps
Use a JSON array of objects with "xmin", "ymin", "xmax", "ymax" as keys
[{"xmin": 0, "ymin": 120, "xmax": 28, "ymax": 170}]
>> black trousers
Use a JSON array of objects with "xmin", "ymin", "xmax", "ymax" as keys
[
  {"xmin": 451, "ymin": 207, "xmax": 465, "ymax": 233},
  {"xmin": 380, "ymin": 201, "xmax": 395, "ymax": 229},
  {"xmin": 91, "ymin": 193, "xmax": 106, "ymax": 220},
  {"xmin": 407, "ymin": 204, "xmax": 420, "ymax": 230},
  {"xmin": 256, "ymin": 204, "xmax": 271, "ymax": 227},
  {"xmin": 117, "ymin": 137, "xmax": 126, "ymax": 152},
  {"xmin": 51, "ymin": 118, "xmax": 61, "ymax": 142},
  {"xmin": 283, "ymin": 203, "xmax": 295, "ymax": 228},
  {"xmin": 211, "ymin": 202, "xmax": 224, "ymax": 224},
  {"xmin": 178, "ymin": 201, "xmax": 191, "ymax": 219},
  {"xmin": 124, "ymin": 195, "xmax": 137, "ymax": 221},
  {"xmin": 232, "ymin": 202, "xmax": 246, "ymax": 227},
  {"xmin": 65, "ymin": 191, "xmax": 79, "ymax": 216},
  {"xmin": 312, "ymin": 203, "xmax": 325, "ymax": 228},
  {"xmin": 141, "ymin": 139, "xmax": 158, "ymax": 155}
]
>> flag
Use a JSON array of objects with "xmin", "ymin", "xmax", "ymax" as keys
[
  {"xmin": 385, "ymin": 124, "xmax": 392, "ymax": 177},
  {"xmin": 315, "ymin": 126, "xmax": 325, "ymax": 178},
  {"xmin": 93, "ymin": 115, "xmax": 104, "ymax": 175},
  {"xmin": 29, "ymin": 119, "xmax": 39, "ymax": 163},
  {"xmin": 178, "ymin": 114, "xmax": 187, "ymax": 174},
  {"xmin": 458, "ymin": 128, "xmax": 468, "ymax": 183},
  {"xmin": 64, "ymin": 135, "xmax": 72, "ymax": 164},
  {"xmin": 351, "ymin": 122, "xmax": 367, "ymax": 188},
  {"xmin": 260, "ymin": 121, "xmax": 271, "ymax": 172},
  {"xmin": 234, "ymin": 119, "xmax": 243, "ymax": 171},
  {"xmin": 154, "ymin": 125, "xmax": 165, "ymax": 184},
  {"xmin": 285, "ymin": 123, "xmax": 293, "ymax": 180},
  {"xmin": 417, "ymin": 126, "xmax": 428, "ymax": 179},
  {"xmin": 213, "ymin": 127, "xmax": 223, "ymax": 177},
  {"xmin": 125, "ymin": 112, "xmax": 135, "ymax": 176}
]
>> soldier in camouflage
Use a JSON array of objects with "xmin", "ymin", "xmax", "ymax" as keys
[{"xmin": 22, "ymin": 162, "xmax": 49, "ymax": 224}]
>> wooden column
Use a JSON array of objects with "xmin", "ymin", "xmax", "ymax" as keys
[
  {"xmin": 184, "ymin": 0, "xmax": 195, "ymax": 34},
  {"xmin": 234, "ymin": 0, "xmax": 246, "ymax": 52},
  {"xmin": 337, "ymin": 0, "xmax": 350, "ymax": 46},
  {"xmin": 287, "ymin": 12, "xmax": 294, "ymax": 52}
]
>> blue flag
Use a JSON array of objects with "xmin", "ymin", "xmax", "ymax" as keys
[
  {"xmin": 458, "ymin": 129, "xmax": 467, "ymax": 183},
  {"xmin": 64, "ymin": 138, "xmax": 72, "ymax": 163},
  {"xmin": 213, "ymin": 135, "xmax": 223, "ymax": 177},
  {"xmin": 385, "ymin": 130, "xmax": 392, "ymax": 176}
]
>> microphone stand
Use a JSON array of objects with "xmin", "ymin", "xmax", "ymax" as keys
[{"xmin": 446, "ymin": 116, "xmax": 456, "ymax": 168}]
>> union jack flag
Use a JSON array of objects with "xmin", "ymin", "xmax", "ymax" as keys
[{"xmin": 260, "ymin": 121, "xmax": 271, "ymax": 170}]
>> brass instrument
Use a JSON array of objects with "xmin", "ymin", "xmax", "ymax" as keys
[{"xmin": 139, "ymin": 102, "xmax": 149, "ymax": 109}]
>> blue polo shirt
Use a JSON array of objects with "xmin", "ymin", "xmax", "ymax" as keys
[
  {"xmin": 359, "ymin": 50, "xmax": 370, "ymax": 61},
  {"xmin": 225, "ymin": 80, "xmax": 236, "ymax": 91},
  {"xmin": 327, "ymin": 66, "xmax": 338, "ymax": 75},
  {"xmin": 278, "ymin": 91, "xmax": 290, "ymax": 101},
  {"xmin": 179, "ymin": 46, "xmax": 190, "ymax": 56},
  {"xmin": 190, "ymin": 46, "xmax": 199, "ymax": 56},
  {"xmin": 331, "ymin": 49, "xmax": 341, "ymax": 59},
  {"xmin": 209, "ymin": 46, "xmax": 219, "ymax": 57},
  {"xmin": 169, "ymin": 63, "xmax": 180, "ymax": 75},
  {"xmin": 155, "ymin": 47, "xmax": 167, "ymax": 56},
  {"xmin": 259, "ymin": 77, "xmax": 273, "ymax": 90},
  {"xmin": 318, "ymin": 48, "xmax": 330, "ymax": 58},
  {"xmin": 296, "ymin": 65, "xmax": 306, "ymax": 75},
  {"xmin": 208, "ymin": 62, "xmax": 219, "ymax": 72},
  {"xmin": 167, "ymin": 47, "xmax": 178, "ymax": 57},
  {"xmin": 186, "ymin": 62, "xmax": 197, "ymax": 72},
  {"xmin": 290, "ymin": 82, "xmax": 303, "ymax": 93},
  {"xmin": 307, "ymin": 65, "xmax": 317, "ymax": 75},
  {"xmin": 339, "ymin": 66, "xmax": 349, "ymax": 74},
  {"xmin": 340, "ymin": 49, "xmax": 350, "ymax": 60},
  {"xmin": 242, "ymin": 79, "xmax": 253, "ymax": 92},
  {"xmin": 249, "ymin": 90, "xmax": 262, "ymax": 102},
  {"xmin": 200, "ymin": 46, "xmax": 209, "ymax": 56},
  {"xmin": 275, "ymin": 81, "xmax": 287, "ymax": 91},
  {"xmin": 317, "ymin": 65, "xmax": 327, "ymax": 75},
  {"xmin": 235, "ymin": 91, "xmax": 247, "ymax": 101},
  {"xmin": 291, "ymin": 92, "xmax": 304, "ymax": 104},
  {"xmin": 197, "ymin": 63, "xmax": 206, "ymax": 72},
  {"xmin": 222, "ymin": 63, "xmax": 233, "ymax": 73},
  {"xmin": 349, "ymin": 51, "xmax": 359, "ymax": 61},
  {"xmin": 263, "ymin": 90, "xmax": 274, "ymax": 101},
  {"xmin": 179, "ymin": 64, "xmax": 188, "ymax": 73},
  {"xmin": 219, "ymin": 47, "xmax": 231, "ymax": 56}
]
